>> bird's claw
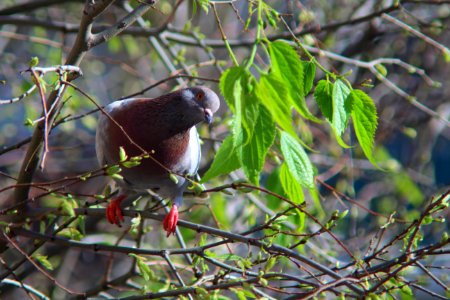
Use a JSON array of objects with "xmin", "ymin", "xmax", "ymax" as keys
[
  {"xmin": 106, "ymin": 195, "xmax": 126, "ymax": 226},
  {"xmin": 163, "ymin": 205, "xmax": 178, "ymax": 237}
]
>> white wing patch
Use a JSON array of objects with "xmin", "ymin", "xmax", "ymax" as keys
[
  {"xmin": 189, "ymin": 126, "xmax": 201, "ymax": 175},
  {"xmin": 104, "ymin": 98, "xmax": 137, "ymax": 113}
]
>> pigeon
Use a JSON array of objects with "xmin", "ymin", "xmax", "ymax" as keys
[{"xmin": 95, "ymin": 86, "xmax": 220, "ymax": 236}]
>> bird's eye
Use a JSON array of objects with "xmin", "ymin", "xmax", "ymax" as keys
[{"xmin": 196, "ymin": 92, "xmax": 204, "ymax": 100}]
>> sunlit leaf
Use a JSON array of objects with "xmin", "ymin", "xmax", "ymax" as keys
[
  {"xmin": 279, "ymin": 163, "xmax": 304, "ymax": 205},
  {"xmin": 375, "ymin": 64, "xmax": 388, "ymax": 77},
  {"xmin": 240, "ymin": 101, "xmax": 276, "ymax": 184},
  {"xmin": 332, "ymin": 79, "xmax": 352, "ymax": 136},
  {"xmin": 349, "ymin": 89, "xmax": 378, "ymax": 166},
  {"xmin": 129, "ymin": 253, "xmax": 156, "ymax": 282},
  {"xmin": 196, "ymin": 0, "xmax": 209, "ymax": 13},
  {"xmin": 280, "ymin": 131, "xmax": 314, "ymax": 189},
  {"xmin": 29, "ymin": 56, "xmax": 39, "ymax": 68},
  {"xmin": 220, "ymin": 66, "xmax": 248, "ymax": 146},
  {"xmin": 302, "ymin": 60, "xmax": 316, "ymax": 95},
  {"xmin": 268, "ymin": 41, "xmax": 319, "ymax": 121},
  {"xmin": 202, "ymin": 135, "xmax": 240, "ymax": 182},
  {"xmin": 443, "ymin": 48, "xmax": 450, "ymax": 62},
  {"xmin": 280, "ymin": 163, "xmax": 305, "ymax": 231},
  {"xmin": 256, "ymin": 74, "xmax": 295, "ymax": 135},
  {"xmin": 33, "ymin": 253, "xmax": 53, "ymax": 270},
  {"xmin": 57, "ymin": 228, "xmax": 82, "ymax": 241},
  {"xmin": 314, "ymin": 79, "xmax": 333, "ymax": 121},
  {"xmin": 220, "ymin": 66, "xmax": 246, "ymax": 111},
  {"xmin": 119, "ymin": 146, "xmax": 127, "ymax": 162}
]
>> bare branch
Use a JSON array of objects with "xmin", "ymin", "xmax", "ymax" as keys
[
  {"xmin": 90, "ymin": 2, "xmax": 154, "ymax": 48},
  {"xmin": 0, "ymin": 0, "xmax": 82, "ymax": 16},
  {"xmin": 3, "ymin": 232, "xmax": 85, "ymax": 296}
]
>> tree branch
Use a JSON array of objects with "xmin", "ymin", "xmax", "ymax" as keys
[
  {"xmin": 0, "ymin": 0, "xmax": 82, "ymax": 16},
  {"xmin": 12, "ymin": 0, "xmax": 154, "ymax": 216},
  {"xmin": 90, "ymin": 2, "xmax": 155, "ymax": 48}
]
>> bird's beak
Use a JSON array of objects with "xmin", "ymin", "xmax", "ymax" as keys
[{"xmin": 204, "ymin": 108, "xmax": 213, "ymax": 124}]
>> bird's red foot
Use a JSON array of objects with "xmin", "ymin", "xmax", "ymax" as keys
[
  {"xmin": 106, "ymin": 195, "xmax": 126, "ymax": 226},
  {"xmin": 163, "ymin": 205, "xmax": 178, "ymax": 237}
]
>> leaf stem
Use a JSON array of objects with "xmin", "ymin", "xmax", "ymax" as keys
[
  {"xmin": 211, "ymin": 3, "xmax": 239, "ymax": 66},
  {"xmin": 279, "ymin": 16, "xmax": 333, "ymax": 78},
  {"xmin": 245, "ymin": 0, "xmax": 262, "ymax": 70}
]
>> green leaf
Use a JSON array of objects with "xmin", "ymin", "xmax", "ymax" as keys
[
  {"xmin": 332, "ymin": 79, "xmax": 352, "ymax": 136},
  {"xmin": 280, "ymin": 163, "xmax": 305, "ymax": 231},
  {"xmin": 240, "ymin": 102, "xmax": 276, "ymax": 184},
  {"xmin": 232, "ymin": 82, "xmax": 244, "ymax": 146},
  {"xmin": 198, "ymin": 233, "xmax": 207, "ymax": 246},
  {"xmin": 78, "ymin": 215, "xmax": 86, "ymax": 235},
  {"xmin": 401, "ymin": 284, "xmax": 413, "ymax": 296},
  {"xmin": 169, "ymin": 173, "xmax": 179, "ymax": 184},
  {"xmin": 195, "ymin": 287, "xmax": 209, "ymax": 300},
  {"xmin": 279, "ymin": 163, "xmax": 304, "ymax": 205},
  {"xmin": 259, "ymin": 277, "xmax": 268, "ymax": 287},
  {"xmin": 29, "ymin": 56, "xmax": 39, "ymax": 68},
  {"xmin": 187, "ymin": 181, "xmax": 206, "ymax": 195},
  {"xmin": 264, "ymin": 257, "xmax": 277, "ymax": 272},
  {"xmin": 129, "ymin": 254, "xmax": 156, "ymax": 282},
  {"xmin": 350, "ymin": 89, "xmax": 378, "ymax": 166},
  {"xmin": 443, "ymin": 48, "xmax": 450, "ymax": 62},
  {"xmin": 375, "ymin": 64, "xmax": 388, "ymax": 77},
  {"xmin": 79, "ymin": 172, "xmax": 91, "ymax": 181},
  {"xmin": 202, "ymin": 135, "xmax": 240, "ymax": 182},
  {"xmin": 24, "ymin": 118, "xmax": 34, "ymax": 127},
  {"xmin": 230, "ymin": 289, "xmax": 247, "ymax": 300},
  {"xmin": 220, "ymin": 66, "xmax": 246, "ymax": 112},
  {"xmin": 269, "ymin": 41, "xmax": 304, "ymax": 99},
  {"xmin": 268, "ymin": 41, "xmax": 318, "ymax": 121},
  {"xmin": 122, "ymin": 160, "xmax": 141, "ymax": 168},
  {"xmin": 33, "ymin": 253, "xmax": 53, "ymax": 270},
  {"xmin": 441, "ymin": 232, "xmax": 449, "ymax": 243},
  {"xmin": 256, "ymin": 74, "xmax": 295, "ymax": 135},
  {"xmin": 302, "ymin": 60, "xmax": 316, "ymax": 95},
  {"xmin": 106, "ymin": 165, "xmax": 121, "ymax": 175},
  {"xmin": 240, "ymin": 74, "xmax": 258, "ymax": 139},
  {"xmin": 119, "ymin": 146, "xmax": 127, "ymax": 162},
  {"xmin": 280, "ymin": 131, "xmax": 315, "ymax": 189},
  {"xmin": 57, "ymin": 228, "xmax": 82, "ymax": 241},
  {"xmin": 314, "ymin": 79, "xmax": 333, "ymax": 121},
  {"xmin": 60, "ymin": 198, "xmax": 77, "ymax": 217},
  {"xmin": 196, "ymin": 0, "xmax": 209, "ymax": 13},
  {"xmin": 110, "ymin": 173, "xmax": 123, "ymax": 180},
  {"xmin": 332, "ymin": 128, "xmax": 352, "ymax": 149},
  {"xmin": 204, "ymin": 250, "xmax": 216, "ymax": 257},
  {"xmin": 216, "ymin": 254, "xmax": 243, "ymax": 261},
  {"xmin": 220, "ymin": 66, "xmax": 247, "ymax": 147}
]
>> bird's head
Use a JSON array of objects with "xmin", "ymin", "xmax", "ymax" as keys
[{"xmin": 180, "ymin": 86, "xmax": 220, "ymax": 125}]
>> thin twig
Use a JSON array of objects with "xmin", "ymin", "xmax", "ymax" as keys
[
  {"xmin": 211, "ymin": 2, "xmax": 238, "ymax": 66},
  {"xmin": 382, "ymin": 13, "xmax": 450, "ymax": 54},
  {"xmin": 0, "ymin": 257, "xmax": 37, "ymax": 300},
  {"xmin": 0, "ymin": 279, "xmax": 49, "ymax": 300},
  {"xmin": 3, "ymin": 232, "xmax": 85, "ymax": 296}
]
